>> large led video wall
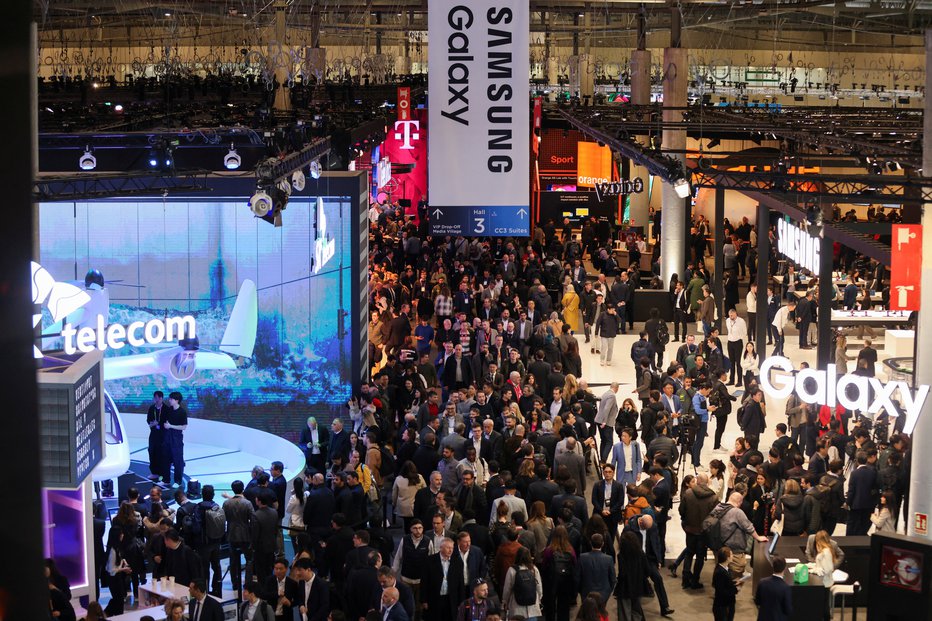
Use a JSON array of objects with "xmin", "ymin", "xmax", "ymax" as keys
[{"xmin": 39, "ymin": 194, "xmax": 354, "ymax": 439}]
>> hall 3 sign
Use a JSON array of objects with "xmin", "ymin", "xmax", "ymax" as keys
[
  {"xmin": 760, "ymin": 356, "xmax": 930, "ymax": 435},
  {"xmin": 776, "ymin": 218, "xmax": 820, "ymax": 273}
]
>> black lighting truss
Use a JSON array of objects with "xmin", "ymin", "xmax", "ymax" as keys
[
  {"xmin": 255, "ymin": 137, "xmax": 331, "ymax": 186},
  {"xmin": 689, "ymin": 167, "xmax": 932, "ymax": 205},
  {"xmin": 34, "ymin": 170, "xmax": 214, "ymax": 201}
]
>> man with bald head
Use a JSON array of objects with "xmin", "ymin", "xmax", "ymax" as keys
[
  {"xmin": 714, "ymin": 492, "xmax": 769, "ymax": 579},
  {"xmin": 678, "ymin": 472, "xmax": 720, "ymax": 590},
  {"xmin": 624, "ymin": 513, "xmax": 674, "ymax": 617},
  {"xmin": 381, "ymin": 586, "xmax": 410, "ymax": 621},
  {"xmin": 299, "ymin": 416, "xmax": 329, "ymax": 473}
]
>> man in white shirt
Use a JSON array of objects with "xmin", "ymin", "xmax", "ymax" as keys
[
  {"xmin": 725, "ymin": 309, "xmax": 748, "ymax": 387},
  {"xmin": 746, "ymin": 283, "xmax": 758, "ymax": 343},
  {"xmin": 771, "ymin": 299, "xmax": 796, "ymax": 357}
]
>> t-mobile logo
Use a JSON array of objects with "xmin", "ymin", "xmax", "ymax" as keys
[{"xmin": 394, "ymin": 120, "xmax": 420, "ymax": 150}]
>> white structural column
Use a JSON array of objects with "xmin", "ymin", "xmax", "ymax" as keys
[
  {"xmin": 907, "ymin": 28, "xmax": 932, "ymax": 539},
  {"xmin": 628, "ymin": 48, "xmax": 651, "ymax": 231},
  {"xmin": 660, "ymin": 44, "xmax": 688, "ymax": 282}
]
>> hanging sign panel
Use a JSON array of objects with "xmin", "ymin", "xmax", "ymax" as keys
[
  {"xmin": 428, "ymin": 1, "xmax": 530, "ymax": 237},
  {"xmin": 890, "ymin": 224, "xmax": 922, "ymax": 311}
]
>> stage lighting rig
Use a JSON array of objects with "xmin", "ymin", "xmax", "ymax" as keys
[
  {"xmin": 79, "ymin": 147, "xmax": 96, "ymax": 171},
  {"xmin": 223, "ymin": 146, "xmax": 242, "ymax": 170},
  {"xmin": 291, "ymin": 170, "xmax": 306, "ymax": 192},
  {"xmin": 309, "ymin": 160, "xmax": 322, "ymax": 180},
  {"xmin": 249, "ymin": 190, "xmax": 273, "ymax": 217}
]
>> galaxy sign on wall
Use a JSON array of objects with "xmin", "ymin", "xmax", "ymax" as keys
[
  {"xmin": 428, "ymin": 0, "xmax": 530, "ymax": 237},
  {"xmin": 38, "ymin": 197, "xmax": 353, "ymax": 439}
]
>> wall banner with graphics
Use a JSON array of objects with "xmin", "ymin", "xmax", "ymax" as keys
[{"xmin": 428, "ymin": 1, "xmax": 530, "ymax": 237}]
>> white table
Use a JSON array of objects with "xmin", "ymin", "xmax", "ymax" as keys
[
  {"xmin": 886, "ymin": 329, "xmax": 916, "ymax": 357},
  {"xmin": 109, "ymin": 608, "xmax": 166, "ymax": 621},
  {"xmin": 138, "ymin": 582, "xmax": 237, "ymax": 608},
  {"xmin": 830, "ymin": 310, "xmax": 911, "ymax": 325}
]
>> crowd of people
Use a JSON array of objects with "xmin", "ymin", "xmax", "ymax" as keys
[{"xmin": 57, "ymin": 204, "xmax": 914, "ymax": 621}]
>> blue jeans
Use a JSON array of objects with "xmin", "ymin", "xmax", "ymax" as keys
[
  {"xmin": 691, "ymin": 421, "xmax": 707, "ymax": 466},
  {"xmin": 702, "ymin": 321, "xmax": 712, "ymax": 338}
]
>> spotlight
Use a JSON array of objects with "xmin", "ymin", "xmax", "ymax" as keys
[
  {"xmin": 223, "ymin": 147, "xmax": 241, "ymax": 170},
  {"xmin": 291, "ymin": 169, "xmax": 306, "ymax": 192},
  {"xmin": 148, "ymin": 154, "xmax": 159, "ymax": 168},
  {"xmin": 673, "ymin": 178, "xmax": 691, "ymax": 199},
  {"xmin": 79, "ymin": 148, "xmax": 97, "ymax": 171},
  {"xmin": 249, "ymin": 190, "xmax": 273, "ymax": 217},
  {"xmin": 309, "ymin": 160, "xmax": 322, "ymax": 179}
]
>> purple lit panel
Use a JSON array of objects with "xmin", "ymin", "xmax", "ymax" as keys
[{"xmin": 43, "ymin": 486, "xmax": 88, "ymax": 589}]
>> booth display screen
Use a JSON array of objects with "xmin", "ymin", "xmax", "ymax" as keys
[
  {"xmin": 880, "ymin": 545, "xmax": 924, "ymax": 593},
  {"xmin": 38, "ymin": 196, "xmax": 354, "ymax": 439}
]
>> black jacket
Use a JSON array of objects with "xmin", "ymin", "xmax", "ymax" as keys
[{"xmin": 422, "ymin": 554, "xmax": 466, "ymax": 621}]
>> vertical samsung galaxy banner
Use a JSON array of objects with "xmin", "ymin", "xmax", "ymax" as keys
[
  {"xmin": 891, "ymin": 224, "xmax": 922, "ymax": 311},
  {"xmin": 428, "ymin": 1, "xmax": 530, "ymax": 237}
]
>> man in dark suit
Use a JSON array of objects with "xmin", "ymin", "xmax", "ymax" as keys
[
  {"xmin": 291, "ymin": 558, "xmax": 330, "ymax": 621},
  {"xmin": 304, "ymin": 473, "xmax": 335, "ymax": 550},
  {"xmin": 591, "ymin": 463, "xmax": 625, "ymax": 546},
  {"xmin": 455, "ymin": 531, "xmax": 486, "ymax": 588},
  {"xmin": 579, "ymin": 533, "xmax": 616, "ymax": 603},
  {"xmin": 527, "ymin": 352, "xmax": 552, "ymax": 395},
  {"xmin": 623, "ymin": 514, "xmax": 674, "ymax": 617},
  {"xmin": 754, "ymin": 555, "xmax": 792, "ymax": 621},
  {"xmin": 346, "ymin": 550, "xmax": 383, "ymax": 621},
  {"xmin": 299, "ymin": 416, "xmax": 330, "ymax": 473},
  {"xmin": 480, "ymin": 419, "xmax": 503, "ymax": 463},
  {"xmin": 252, "ymin": 494, "xmax": 279, "ymax": 582},
  {"xmin": 526, "ymin": 464, "xmax": 561, "ymax": 512},
  {"xmin": 648, "ymin": 466, "xmax": 673, "ymax": 558},
  {"xmin": 550, "ymin": 479, "xmax": 588, "ymax": 526},
  {"xmin": 380, "ymin": 586, "xmax": 411, "ymax": 621},
  {"xmin": 262, "ymin": 559, "xmax": 298, "ymax": 621},
  {"xmin": 387, "ymin": 305, "xmax": 412, "ymax": 356},
  {"xmin": 554, "ymin": 439, "xmax": 587, "ymax": 497},
  {"xmin": 378, "ymin": 566, "xmax": 416, "ymax": 621},
  {"xmin": 846, "ymin": 450, "xmax": 879, "ymax": 536},
  {"xmin": 344, "ymin": 530, "xmax": 376, "ymax": 581},
  {"xmin": 421, "ymin": 539, "xmax": 466, "ymax": 621},
  {"xmin": 163, "ymin": 529, "xmax": 202, "ymax": 587},
  {"xmin": 188, "ymin": 579, "xmax": 224, "ymax": 621},
  {"xmin": 441, "ymin": 345, "xmax": 475, "ymax": 392},
  {"xmin": 329, "ymin": 418, "xmax": 351, "ymax": 467}
]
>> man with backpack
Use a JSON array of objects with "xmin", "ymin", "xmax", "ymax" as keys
[
  {"xmin": 631, "ymin": 332, "xmax": 655, "ymax": 379},
  {"xmin": 174, "ymin": 489, "xmax": 203, "ymax": 552},
  {"xmin": 645, "ymin": 308, "xmax": 669, "ymax": 370},
  {"xmin": 704, "ymin": 492, "xmax": 768, "ymax": 579},
  {"xmin": 197, "ymin": 485, "xmax": 225, "ymax": 597}
]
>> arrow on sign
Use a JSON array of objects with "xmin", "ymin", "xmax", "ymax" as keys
[
  {"xmin": 517, "ymin": 208, "xmax": 527, "ymax": 219},
  {"xmin": 432, "ymin": 208, "xmax": 444, "ymax": 218}
]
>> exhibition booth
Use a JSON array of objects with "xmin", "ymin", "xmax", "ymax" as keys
[{"xmin": 36, "ymin": 173, "xmax": 369, "ymax": 606}]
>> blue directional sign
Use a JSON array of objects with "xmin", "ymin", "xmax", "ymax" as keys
[{"xmin": 429, "ymin": 206, "xmax": 531, "ymax": 238}]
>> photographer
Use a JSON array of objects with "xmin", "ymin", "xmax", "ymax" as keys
[{"xmin": 690, "ymin": 383, "xmax": 718, "ymax": 469}]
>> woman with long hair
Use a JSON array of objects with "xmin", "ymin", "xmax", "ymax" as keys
[
  {"xmin": 814, "ymin": 530, "xmax": 838, "ymax": 587},
  {"xmin": 286, "ymin": 477, "xmax": 308, "ymax": 550},
  {"xmin": 709, "ymin": 459, "xmax": 727, "ymax": 501},
  {"xmin": 502, "ymin": 546, "xmax": 543, "ymax": 621},
  {"xmin": 542, "ymin": 525, "xmax": 578, "ymax": 621},
  {"xmin": 79, "ymin": 602, "xmax": 106, "ymax": 621},
  {"xmin": 526, "ymin": 500, "xmax": 554, "ymax": 563},
  {"xmin": 741, "ymin": 341, "xmax": 759, "ymax": 388},
  {"xmin": 562, "ymin": 374, "xmax": 579, "ymax": 405},
  {"xmin": 48, "ymin": 558, "xmax": 76, "ymax": 621},
  {"xmin": 563, "ymin": 341, "xmax": 583, "ymax": 378},
  {"xmin": 392, "ymin": 461, "xmax": 426, "ymax": 532},
  {"xmin": 111, "ymin": 503, "xmax": 142, "ymax": 601},
  {"xmin": 574, "ymin": 594, "xmax": 602, "ymax": 621},
  {"xmin": 103, "ymin": 527, "xmax": 133, "ymax": 616},
  {"xmin": 617, "ymin": 399, "xmax": 639, "ymax": 436},
  {"xmin": 870, "ymin": 491, "xmax": 897, "ymax": 534},
  {"xmin": 615, "ymin": 531, "xmax": 648, "ymax": 621},
  {"xmin": 748, "ymin": 469, "xmax": 773, "ymax": 534}
]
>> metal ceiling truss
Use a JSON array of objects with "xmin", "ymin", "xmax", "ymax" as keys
[{"xmin": 34, "ymin": 170, "xmax": 214, "ymax": 201}]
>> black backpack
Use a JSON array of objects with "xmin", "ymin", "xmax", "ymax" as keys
[
  {"xmin": 552, "ymin": 550, "xmax": 573, "ymax": 579},
  {"xmin": 513, "ymin": 567, "xmax": 538, "ymax": 606},
  {"xmin": 178, "ymin": 502, "xmax": 202, "ymax": 542},
  {"xmin": 648, "ymin": 370, "xmax": 662, "ymax": 391},
  {"xmin": 379, "ymin": 446, "xmax": 397, "ymax": 479},
  {"xmin": 656, "ymin": 321, "xmax": 670, "ymax": 346},
  {"xmin": 701, "ymin": 503, "xmax": 735, "ymax": 550}
]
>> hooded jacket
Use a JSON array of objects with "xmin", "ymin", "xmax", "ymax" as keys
[{"xmin": 679, "ymin": 483, "xmax": 720, "ymax": 534}]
